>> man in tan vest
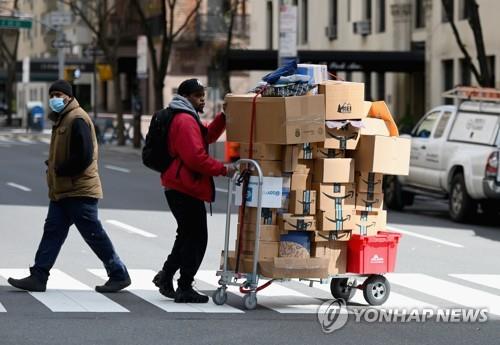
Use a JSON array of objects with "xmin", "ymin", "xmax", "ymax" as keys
[{"xmin": 7, "ymin": 80, "xmax": 131, "ymax": 293}]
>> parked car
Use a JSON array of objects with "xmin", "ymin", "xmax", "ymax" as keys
[{"xmin": 384, "ymin": 87, "xmax": 500, "ymax": 222}]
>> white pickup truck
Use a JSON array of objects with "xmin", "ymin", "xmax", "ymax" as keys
[{"xmin": 384, "ymin": 95, "xmax": 500, "ymax": 222}]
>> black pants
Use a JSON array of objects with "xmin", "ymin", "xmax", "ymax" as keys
[{"xmin": 162, "ymin": 189, "xmax": 208, "ymax": 290}]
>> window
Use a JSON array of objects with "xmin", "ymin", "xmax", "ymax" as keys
[
  {"xmin": 329, "ymin": 0, "xmax": 338, "ymax": 39},
  {"xmin": 364, "ymin": 72, "xmax": 372, "ymax": 101},
  {"xmin": 434, "ymin": 111, "xmax": 452, "ymax": 138},
  {"xmin": 443, "ymin": 59, "xmax": 454, "ymax": 105},
  {"xmin": 266, "ymin": 1, "xmax": 273, "ymax": 50},
  {"xmin": 377, "ymin": 72, "xmax": 385, "ymax": 100},
  {"xmin": 377, "ymin": 0, "xmax": 385, "ymax": 33},
  {"xmin": 347, "ymin": 0, "xmax": 351, "ymax": 22},
  {"xmin": 365, "ymin": 0, "xmax": 372, "ymax": 21},
  {"xmin": 413, "ymin": 111, "xmax": 440, "ymax": 138},
  {"xmin": 460, "ymin": 58, "xmax": 471, "ymax": 86},
  {"xmin": 301, "ymin": 0, "xmax": 308, "ymax": 44},
  {"xmin": 415, "ymin": 0, "xmax": 425, "ymax": 28},
  {"xmin": 442, "ymin": 0, "xmax": 454, "ymax": 23},
  {"xmin": 459, "ymin": 0, "xmax": 470, "ymax": 20}
]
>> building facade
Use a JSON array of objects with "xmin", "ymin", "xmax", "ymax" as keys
[{"xmin": 248, "ymin": 0, "xmax": 499, "ymax": 123}]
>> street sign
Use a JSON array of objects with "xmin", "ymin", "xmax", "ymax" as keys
[
  {"xmin": 0, "ymin": 16, "xmax": 32, "ymax": 29},
  {"xmin": 136, "ymin": 35, "xmax": 148, "ymax": 79},
  {"xmin": 52, "ymin": 40, "xmax": 72, "ymax": 49},
  {"xmin": 47, "ymin": 11, "xmax": 72, "ymax": 27},
  {"xmin": 84, "ymin": 46, "xmax": 104, "ymax": 57}
]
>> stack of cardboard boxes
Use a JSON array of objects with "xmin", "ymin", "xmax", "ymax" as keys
[{"xmin": 224, "ymin": 80, "xmax": 410, "ymax": 278}]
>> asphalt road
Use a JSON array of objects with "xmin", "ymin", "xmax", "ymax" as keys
[{"xmin": 1, "ymin": 133, "xmax": 500, "ymax": 345}]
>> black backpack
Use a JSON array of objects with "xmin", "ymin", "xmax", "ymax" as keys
[{"xmin": 142, "ymin": 107, "xmax": 201, "ymax": 173}]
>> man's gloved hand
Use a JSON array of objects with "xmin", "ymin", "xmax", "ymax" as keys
[{"xmin": 224, "ymin": 163, "xmax": 238, "ymax": 178}]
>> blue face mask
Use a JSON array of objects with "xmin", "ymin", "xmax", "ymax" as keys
[{"xmin": 49, "ymin": 97, "xmax": 66, "ymax": 113}]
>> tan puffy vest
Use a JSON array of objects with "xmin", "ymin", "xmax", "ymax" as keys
[{"xmin": 47, "ymin": 98, "xmax": 103, "ymax": 201}]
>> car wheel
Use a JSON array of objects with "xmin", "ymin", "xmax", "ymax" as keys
[
  {"xmin": 449, "ymin": 173, "xmax": 477, "ymax": 222},
  {"xmin": 384, "ymin": 176, "xmax": 405, "ymax": 211}
]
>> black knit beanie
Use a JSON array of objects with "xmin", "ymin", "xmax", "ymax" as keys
[{"xmin": 49, "ymin": 80, "xmax": 73, "ymax": 97}]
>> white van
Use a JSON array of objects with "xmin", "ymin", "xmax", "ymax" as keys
[{"xmin": 384, "ymin": 87, "xmax": 500, "ymax": 222}]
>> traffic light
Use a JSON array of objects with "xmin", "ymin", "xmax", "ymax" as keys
[
  {"xmin": 64, "ymin": 67, "xmax": 81, "ymax": 82},
  {"xmin": 96, "ymin": 64, "xmax": 112, "ymax": 81}
]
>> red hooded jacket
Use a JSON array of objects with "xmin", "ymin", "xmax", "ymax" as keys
[{"xmin": 161, "ymin": 112, "xmax": 227, "ymax": 202}]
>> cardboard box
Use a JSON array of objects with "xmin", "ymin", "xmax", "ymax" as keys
[
  {"xmin": 225, "ymin": 94, "xmax": 325, "ymax": 144},
  {"xmin": 311, "ymin": 241, "xmax": 347, "ymax": 275},
  {"xmin": 352, "ymin": 212, "xmax": 379, "ymax": 237},
  {"xmin": 239, "ymin": 240, "xmax": 279, "ymax": 259},
  {"xmin": 242, "ymin": 208, "xmax": 278, "ymax": 225},
  {"xmin": 298, "ymin": 143, "xmax": 314, "ymax": 159},
  {"xmin": 313, "ymin": 230, "xmax": 352, "ymax": 242},
  {"xmin": 258, "ymin": 257, "xmax": 329, "ymax": 278},
  {"xmin": 324, "ymin": 124, "xmax": 360, "ymax": 150},
  {"xmin": 319, "ymin": 81, "xmax": 367, "ymax": 120},
  {"xmin": 354, "ymin": 135, "xmax": 411, "ymax": 175},
  {"xmin": 279, "ymin": 232, "xmax": 311, "ymax": 258},
  {"xmin": 235, "ymin": 176, "xmax": 283, "ymax": 208},
  {"xmin": 222, "ymin": 251, "xmax": 255, "ymax": 272},
  {"xmin": 288, "ymin": 190, "xmax": 317, "ymax": 215},
  {"xmin": 317, "ymin": 210, "xmax": 355, "ymax": 231},
  {"xmin": 313, "ymin": 158, "xmax": 355, "ymax": 183},
  {"xmin": 239, "ymin": 143, "xmax": 282, "ymax": 160},
  {"xmin": 290, "ymin": 172, "xmax": 312, "ymax": 191},
  {"xmin": 311, "ymin": 143, "xmax": 345, "ymax": 159},
  {"xmin": 356, "ymin": 192, "xmax": 384, "ymax": 212},
  {"xmin": 356, "ymin": 172, "xmax": 384, "ymax": 194},
  {"xmin": 237, "ymin": 223, "xmax": 281, "ymax": 241},
  {"xmin": 313, "ymin": 183, "xmax": 356, "ymax": 211},
  {"xmin": 247, "ymin": 160, "xmax": 282, "ymax": 177},
  {"xmin": 282, "ymin": 145, "xmax": 314, "ymax": 173},
  {"xmin": 360, "ymin": 118, "xmax": 391, "ymax": 136},
  {"xmin": 279, "ymin": 214, "xmax": 316, "ymax": 232}
]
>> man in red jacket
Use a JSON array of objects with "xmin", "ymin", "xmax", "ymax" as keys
[{"xmin": 153, "ymin": 79, "xmax": 235, "ymax": 303}]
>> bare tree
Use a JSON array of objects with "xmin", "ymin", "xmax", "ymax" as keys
[
  {"xmin": 442, "ymin": 0, "xmax": 494, "ymax": 87},
  {"xmin": 131, "ymin": 0, "xmax": 202, "ymax": 110},
  {"xmin": 0, "ymin": 0, "xmax": 20, "ymax": 126},
  {"xmin": 63, "ymin": 0, "xmax": 132, "ymax": 145}
]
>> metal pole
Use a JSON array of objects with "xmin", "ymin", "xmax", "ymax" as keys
[
  {"xmin": 93, "ymin": 52, "xmax": 97, "ymax": 119},
  {"xmin": 57, "ymin": 29, "xmax": 65, "ymax": 79}
]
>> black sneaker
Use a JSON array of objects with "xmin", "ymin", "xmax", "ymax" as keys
[
  {"xmin": 95, "ymin": 277, "xmax": 131, "ymax": 293},
  {"xmin": 152, "ymin": 270, "xmax": 176, "ymax": 299},
  {"xmin": 8, "ymin": 275, "xmax": 46, "ymax": 292},
  {"xmin": 174, "ymin": 286, "xmax": 209, "ymax": 303}
]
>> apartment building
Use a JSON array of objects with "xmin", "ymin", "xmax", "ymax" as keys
[{"xmin": 247, "ymin": 0, "xmax": 499, "ymax": 121}]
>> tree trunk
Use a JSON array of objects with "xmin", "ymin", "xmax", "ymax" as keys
[
  {"xmin": 111, "ymin": 66, "xmax": 125, "ymax": 145},
  {"xmin": 154, "ymin": 73, "xmax": 164, "ymax": 110},
  {"xmin": 466, "ymin": 0, "xmax": 493, "ymax": 86},
  {"xmin": 5, "ymin": 63, "xmax": 16, "ymax": 126}
]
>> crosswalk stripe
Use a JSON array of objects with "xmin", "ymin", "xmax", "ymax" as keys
[
  {"xmin": 450, "ymin": 274, "xmax": 500, "ymax": 292},
  {"xmin": 0, "ymin": 269, "xmax": 128, "ymax": 313},
  {"xmin": 88, "ymin": 269, "xmax": 243, "ymax": 313},
  {"xmin": 0, "ymin": 302, "xmax": 6, "ymax": 312},
  {"xmin": 387, "ymin": 273, "xmax": 500, "ymax": 316},
  {"xmin": 17, "ymin": 137, "xmax": 36, "ymax": 144},
  {"xmin": 300, "ymin": 277, "xmax": 438, "ymax": 310},
  {"xmin": 195, "ymin": 270, "xmax": 323, "ymax": 313}
]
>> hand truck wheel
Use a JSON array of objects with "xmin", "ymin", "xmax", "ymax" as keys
[
  {"xmin": 330, "ymin": 278, "xmax": 356, "ymax": 301},
  {"xmin": 212, "ymin": 287, "xmax": 228, "ymax": 306},
  {"xmin": 243, "ymin": 292, "xmax": 257, "ymax": 310},
  {"xmin": 363, "ymin": 275, "xmax": 390, "ymax": 306}
]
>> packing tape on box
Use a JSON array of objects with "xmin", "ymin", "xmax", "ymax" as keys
[
  {"xmin": 285, "ymin": 219, "xmax": 315, "ymax": 231},
  {"xmin": 299, "ymin": 143, "xmax": 313, "ymax": 159},
  {"xmin": 359, "ymin": 197, "xmax": 380, "ymax": 212},
  {"xmin": 360, "ymin": 173, "xmax": 381, "ymax": 199},
  {"xmin": 326, "ymin": 132, "xmax": 358, "ymax": 150},
  {"xmin": 299, "ymin": 190, "xmax": 312, "ymax": 215},
  {"xmin": 317, "ymin": 148, "xmax": 343, "ymax": 158}
]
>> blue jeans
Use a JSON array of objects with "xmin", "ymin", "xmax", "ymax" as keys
[{"xmin": 31, "ymin": 197, "xmax": 129, "ymax": 282}]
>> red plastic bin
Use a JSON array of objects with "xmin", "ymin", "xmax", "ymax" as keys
[{"xmin": 347, "ymin": 231, "xmax": 402, "ymax": 274}]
